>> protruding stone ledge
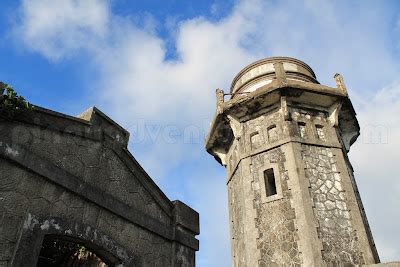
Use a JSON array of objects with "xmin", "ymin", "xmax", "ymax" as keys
[{"xmin": 173, "ymin": 200, "xmax": 200, "ymax": 236}]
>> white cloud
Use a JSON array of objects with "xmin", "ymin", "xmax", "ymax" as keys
[
  {"xmin": 13, "ymin": 0, "xmax": 110, "ymax": 60},
  {"xmin": 11, "ymin": 0, "xmax": 400, "ymax": 265},
  {"xmin": 349, "ymin": 82, "xmax": 400, "ymax": 260}
]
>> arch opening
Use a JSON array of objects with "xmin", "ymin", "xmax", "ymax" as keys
[{"xmin": 37, "ymin": 235, "xmax": 111, "ymax": 267}]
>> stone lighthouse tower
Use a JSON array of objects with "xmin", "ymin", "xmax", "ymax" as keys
[{"xmin": 205, "ymin": 57, "xmax": 380, "ymax": 266}]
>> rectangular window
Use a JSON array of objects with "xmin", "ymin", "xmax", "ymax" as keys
[
  {"xmin": 298, "ymin": 122, "xmax": 306, "ymax": 138},
  {"xmin": 267, "ymin": 125, "xmax": 278, "ymax": 142},
  {"xmin": 264, "ymin": 168, "xmax": 277, "ymax": 197},
  {"xmin": 250, "ymin": 132, "xmax": 262, "ymax": 149},
  {"xmin": 316, "ymin": 125, "xmax": 326, "ymax": 141}
]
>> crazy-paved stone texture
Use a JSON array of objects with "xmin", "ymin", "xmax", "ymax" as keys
[
  {"xmin": 226, "ymin": 108, "xmax": 302, "ymax": 266},
  {"xmin": 302, "ymin": 145, "xmax": 364, "ymax": 264},
  {"xmin": 0, "ymin": 106, "xmax": 199, "ymax": 266},
  {"xmin": 247, "ymin": 110, "xmax": 300, "ymax": 266},
  {"xmin": 251, "ymin": 149, "xmax": 301, "ymax": 266}
]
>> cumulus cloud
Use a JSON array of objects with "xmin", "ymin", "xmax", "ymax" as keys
[
  {"xmin": 13, "ymin": 0, "xmax": 110, "ymax": 60},
  {"xmin": 11, "ymin": 0, "xmax": 400, "ymax": 265},
  {"xmin": 350, "ymin": 82, "xmax": 400, "ymax": 260}
]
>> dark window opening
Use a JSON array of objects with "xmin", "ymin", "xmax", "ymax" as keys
[
  {"xmin": 267, "ymin": 125, "xmax": 278, "ymax": 142},
  {"xmin": 298, "ymin": 122, "xmax": 307, "ymax": 138},
  {"xmin": 37, "ymin": 235, "xmax": 108, "ymax": 267},
  {"xmin": 264, "ymin": 168, "xmax": 277, "ymax": 197},
  {"xmin": 316, "ymin": 125, "xmax": 326, "ymax": 141}
]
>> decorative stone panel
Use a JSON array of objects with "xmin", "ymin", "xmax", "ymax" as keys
[{"xmin": 302, "ymin": 144, "xmax": 365, "ymax": 265}]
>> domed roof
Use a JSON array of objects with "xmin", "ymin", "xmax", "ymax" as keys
[{"xmin": 230, "ymin": 56, "xmax": 318, "ymax": 94}]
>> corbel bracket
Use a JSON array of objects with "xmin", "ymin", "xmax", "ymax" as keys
[
  {"xmin": 328, "ymin": 102, "xmax": 342, "ymax": 127},
  {"xmin": 227, "ymin": 115, "xmax": 242, "ymax": 140},
  {"xmin": 212, "ymin": 148, "xmax": 227, "ymax": 166}
]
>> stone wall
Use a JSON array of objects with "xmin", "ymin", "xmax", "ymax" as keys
[
  {"xmin": 227, "ymin": 109, "xmax": 303, "ymax": 266},
  {"xmin": 0, "ymin": 107, "xmax": 199, "ymax": 267},
  {"xmin": 206, "ymin": 56, "xmax": 384, "ymax": 266},
  {"xmin": 228, "ymin": 166, "xmax": 246, "ymax": 266},
  {"xmin": 4, "ymin": 120, "xmax": 170, "ymax": 225},
  {"xmin": 250, "ymin": 148, "xmax": 301, "ymax": 266},
  {"xmin": 223, "ymin": 102, "xmax": 379, "ymax": 266},
  {"xmin": 302, "ymin": 145, "xmax": 365, "ymax": 265}
]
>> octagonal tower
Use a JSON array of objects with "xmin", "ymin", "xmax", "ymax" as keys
[{"xmin": 206, "ymin": 57, "xmax": 379, "ymax": 266}]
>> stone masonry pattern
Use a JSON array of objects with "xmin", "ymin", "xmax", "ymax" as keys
[
  {"xmin": 0, "ymin": 156, "xmax": 172, "ymax": 266},
  {"xmin": 302, "ymin": 144, "xmax": 365, "ymax": 265},
  {"xmin": 0, "ymin": 107, "xmax": 199, "ymax": 266},
  {"xmin": 18, "ymin": 123, "xmax": 171, "ymax": 225},
  {"xmin": 206, "ymin": 56, "xmax": 387, "ymax": 266},
  {"xmin": 229, "ymin": 167, "xmax": 246, "ymax": 266},
  {"xmin": 251, "ymin": 149, "xmax": 302, "ymax": 266}
]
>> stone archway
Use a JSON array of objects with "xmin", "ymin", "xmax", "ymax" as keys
[
  {"xmin": 13, "ymin": 214, "xmax": 136, "ymax": 267},
  {"xmin": 37, "ymin": 234, "xmax": 108, "ymax": 267}
]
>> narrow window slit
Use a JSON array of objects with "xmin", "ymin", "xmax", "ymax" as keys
[
  {"xmin": 250, "ymin": 132, "xmax": 261, "ymax": 149},
  {"xmin": 298, "ymin": 122, "xmax": 306, "ymax": 138},
  {"xmin": 267, "ymin": 125, "xmax": 278, "ymax": 142},
  {"xmin": 264, "ymin": 168, "xmax": 277, "ymax": 197},
  {"xmin": 316, "ymin": 125, "xmax": 326, "ymax": 141}
]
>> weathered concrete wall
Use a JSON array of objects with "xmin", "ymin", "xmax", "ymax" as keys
[
  {"xmin": 222, "ymin": 103, "xmax": 378, "ymax": 266},
  {"xmin": 250, "ymin": 148, "xmax": 301, "ymax": 266},
  {"xmin": 206, "ymin": 57, "xmax": 386, "ymax": 266},
  {"xmin": 3, "ymin": 119, "xmax": 170, "ymax": 225},
  {"xmin": 364, "ymin": 263, "xmax": 400, "ymax": 267},
  {"xmin": 226, "ymin": 110, "xmax": 303, "ymax": 266},
  {"xmin": 0, "ymin": 107, "xmax": 199, "ymax": 266},
  {"xmin": 1, "ymin": 159, "xmax": 170, "ymax": 265},
  {"xmin": 228, "ymin": 167, "xmax": 246, "ymax": 266}
]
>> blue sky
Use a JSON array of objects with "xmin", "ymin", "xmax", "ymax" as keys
[{"xmin": 1, "ymin": 0, "xmax": 400, "ymax": 266}]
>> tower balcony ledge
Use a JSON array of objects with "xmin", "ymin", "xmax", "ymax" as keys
[{"xmin": 206, "ymin": 78, "xmax": 360, "ymax": 164}]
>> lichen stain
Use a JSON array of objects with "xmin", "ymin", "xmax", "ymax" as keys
[{"xmin": 5, "ymin": 144, "xmax": 19, "ymax": 157}]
